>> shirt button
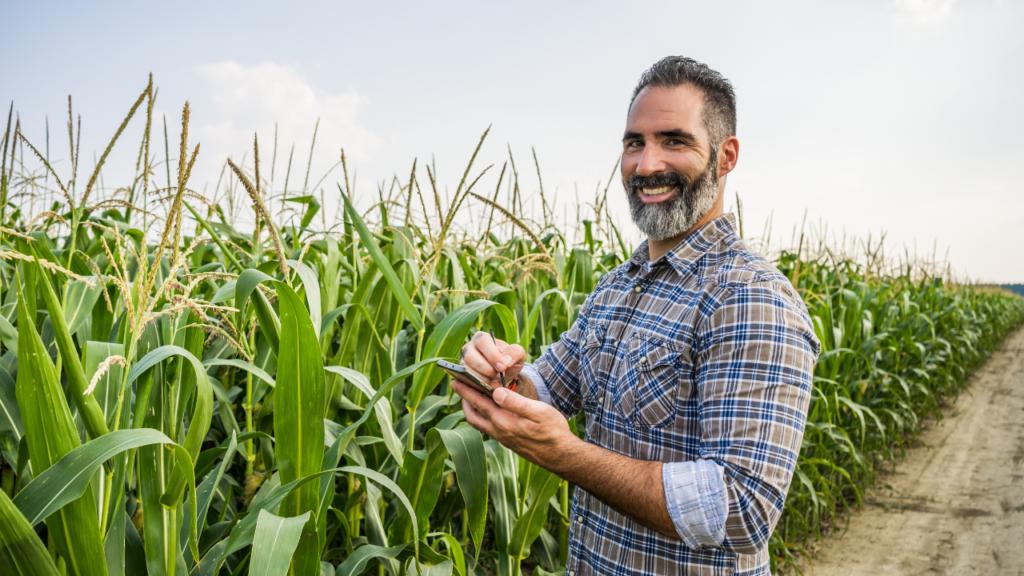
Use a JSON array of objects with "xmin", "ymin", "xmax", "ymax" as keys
[
  {"xmin": 576, "ymin": 515, "xmax": 584, "ymax": 523},
  {"xmin": 598, "ymin": 396, "xmax": 604, "ymax": 405},
  {"xmin": 640, "ymin": 356, "xmax": 648, "ymax": 365},
  {"xmin": 569, "ymin": 572, "xmax": 576, "ymax": 576},
  {"xmin": 634, "ymin": 285, "xmax": 642, "ymax": 293}
]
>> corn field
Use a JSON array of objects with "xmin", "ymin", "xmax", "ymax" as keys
[{"xmin": 0, "ymin": 82, "xmax": 1022, "ymax": 576}]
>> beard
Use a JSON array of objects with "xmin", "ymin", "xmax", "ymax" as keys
[{"xmin": 624, "ymin": 150, "xmax": 720, "ymax": 241}]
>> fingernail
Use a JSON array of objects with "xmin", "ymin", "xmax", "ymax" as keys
[
  {"xmin": 493, "ymin": 388, "xmax": 507, "ymax": 403},
  {"xmin": 496, "ymin": 362, "xmax": 505, "ymax": 371},
  {"xmin": 503, "ymin": 355, "xmax": 514, "ymax": 365}
]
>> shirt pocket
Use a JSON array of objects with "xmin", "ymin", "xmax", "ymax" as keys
[{"xmin": 615, "ymin": 332, "xmax": 684, "ymax": 429}]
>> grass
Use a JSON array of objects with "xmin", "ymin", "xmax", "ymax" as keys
[{"xmin": 0, "ymin": 81, "xmax": 1021, "ymax": 576}]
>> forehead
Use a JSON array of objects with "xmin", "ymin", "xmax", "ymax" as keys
[{"xmin": 626, "ymin": 84, "xmax": 707, "ymax": 141}]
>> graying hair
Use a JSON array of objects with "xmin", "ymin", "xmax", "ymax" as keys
[{"xmin": 630, "ymin": 56, "xmax": 737, "ymax": 150}]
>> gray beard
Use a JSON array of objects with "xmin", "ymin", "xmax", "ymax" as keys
[{"xmin": 625, "ymin": 154, "xmax": 720, "ymax": 241}]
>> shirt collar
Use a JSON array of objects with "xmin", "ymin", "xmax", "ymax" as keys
[{"xmin": 626, "ymin": 213, "xmax": 739, "ymax": 276}]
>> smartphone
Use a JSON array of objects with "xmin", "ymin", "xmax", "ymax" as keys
[{"xmin": 437, "ymin": 360, "xmax": 495, "ymax": 397}]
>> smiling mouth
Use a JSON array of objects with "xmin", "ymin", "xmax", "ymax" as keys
[{"xmin": 637, "ymin": 185, "xmax": 678, "ymax": 203}]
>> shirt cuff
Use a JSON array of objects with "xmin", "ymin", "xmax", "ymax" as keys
[
  {"xmin": 519, "ymin": 363, "xmax": 552, "ymax": 405},
  {"xmin": 663, "ymin": 459, "xmax": 728, "ymax": 550}
]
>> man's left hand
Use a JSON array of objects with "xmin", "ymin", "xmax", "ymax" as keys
[{"xmin": 451, "ymin": 379, "xmax": 578, "ymax": 470}]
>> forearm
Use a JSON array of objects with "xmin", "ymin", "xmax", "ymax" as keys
[{"xmin": 543, "ymin": 435, "xmax": 680, "ymax": 540}]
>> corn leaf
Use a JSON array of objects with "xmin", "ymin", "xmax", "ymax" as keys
[
  {"xmin": 507, "ymin": 463, "xmax": 561, "ymax": 560},
  {"xmin": 388, "ymin": 427, "xmax": 447, "ymax": 544},
  {"xmin": 122, "ymin": 344, "xmax": 211, "ymax": 508},
  {"xmin": 326, "ymin": 366, "xmax": 403, "ymax": 466},
  {"xmin": 437, "ymin": 424, "xmax": 488, "ymax": 556},
  {"xmin": 0, "ymin": 487, "xmax": 59, "ymax": 576},
  {"xmin": 249, "ymin": 510, "xmax": 311, "ymax": 576},
  {"xmin": 0, "ymin": 366, "xmax": 23, "ymax": 464},
  {"xmin": 334, "ymin": 543, "xmax": 407, "ymax": 576},
  {"xmin": 63, "ymin": 278, "xmax": 102, "ymax": 336},
  {"xmin": 340, "ymin": 186, "xmax": 423, "ymax": 331},
  {"xmin": 406, "ymin": 299, "xmax": 503, "ymax": 412},
  {"xmin": 274, "ymin": 280, "xmax": 326, "ymax": 576},
  {"xmin": 81, "ymin": 341, "xmax": 125, "ymax": 423},
  {"xmin": 14, "ymin": 280, "xmax": 108, "ymax": 576},
  {"xmin": 32, "ymin": 255, "xmax": 110, "ymax": 439}
]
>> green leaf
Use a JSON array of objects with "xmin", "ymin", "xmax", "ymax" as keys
[
  {"xmin": 0, "ymin": 365, "xmax": 23, "ymax": 464},
  {"xmin": 507, "ymin": 463, "xmax": 561, "ymax": 560},
  {"xmin": 437, "ymin": 424, "xmax": 488, "ymax": 556},
  {"xmin": 0, "ymin": 312, "xmax": 18, "ymax": 352},
  {"xmin": 81, "ymin": 340, "xmax": 125, "ymax": 422},
  {"xmin": 340, "ymin": 186, "xmax": 423, "ymax": 331},
  {"xmin": 32, "ymin": 255, "xmax": 110, "ymax": 439},
  {"xmin": 63, "ymin": 278, "xmax": 102, "ymax": 336},
  {"xmin": 202, "ymin": 358, "xmax": 276, "ymax": 388},
  {"xmin": 0, "ymin": 488, "xmax": 59, "ymax": 576},
  {"xmin": 124, "ymin": 345, "xmax": 212, "ymax": 508},
  {"xmin": 249, "ymin": 510, "xmax": 312, "ymax": 576},
  {"xmin": 325, "ymin": 366, "xmax": 403, "ymax": 466},
  {"xmin": 334, "ymin": 543, "xmax": 406, "ymax": 576},
  {"xmin": 520, "ymin": 289, "xmax": 570, "ymax": 355},
  {"xmin": 14, "ymin": 279, "xmax": 108, "ymax": 576},
  {"xmin": 179, "ymin": 431, "xmax": 237, "ymax": 552},
  {"xmin": 274, "ymin": 281, "xmax": 326, "ymax": 576},
  {"xmin": 431, "ymin": 533, "xmax": 466, "ymax": 576},
  {"xmin": 407, "ymin": 299, "xmax": 502, "ymax": 412},
  {"xmin": 236, "ymin": 269, "xmax": 282, "ymax": 355},
  {"xmin": 485, "ymin": 440, "xmax": 519, "ymax": 575},
  {"xmin": 288, "ymin": 259, "xmax": 323, "ymax": 339},
  {"xmin": 12, "ymin": 428, "xmax": 200, "ymax": 564},
  {"xmin": 389, "ymin": 428, "xmax": 447, "ymax": 544},
  {"xmin": 192, "ymin": 465, "xmax": 419, "ymax": 576}
]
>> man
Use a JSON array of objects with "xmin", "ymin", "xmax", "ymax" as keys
[{"xmin": 451, "ymin": 56, "xmax": 820, "ymax": 576}]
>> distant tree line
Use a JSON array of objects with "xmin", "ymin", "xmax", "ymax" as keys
[{"xmin": 1003, "ymin": 284, "xmax": 1024, "ymax": 297}]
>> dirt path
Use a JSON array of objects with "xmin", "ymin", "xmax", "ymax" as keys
[{"xmin": 801, "ymin": 327, "xmax": 1024, "ymax": 576}]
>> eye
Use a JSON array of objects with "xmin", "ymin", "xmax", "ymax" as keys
[
  {"xmin": 625, "ymin": 139, "xmax": 643, "ymax": 149},
  {"xmin": 666, "ymin": 138, "xmax": 684, "ymax": 146}
]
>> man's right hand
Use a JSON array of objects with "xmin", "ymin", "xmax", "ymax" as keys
[{"xmin": 460, "ymin": 331, "xmax": 527, "ymax": 391}]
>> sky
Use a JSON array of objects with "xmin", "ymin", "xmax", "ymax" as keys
[{"xmin": 3, "ymin": 0, "xmax": 1022, "ymax": 282}]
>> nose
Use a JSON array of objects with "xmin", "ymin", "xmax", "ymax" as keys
[{"xmin": 636, "ymin": 145, "xmax": 668, "ymax": 177}]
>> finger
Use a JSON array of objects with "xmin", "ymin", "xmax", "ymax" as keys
[
  {"xmin": 451, "ymin": 380, "xmax": 496, "ymax": 419},
  {"xmin": 497, "ymin": 344, "xmax": 527, "ymax": 370},
  {"xmin": 453, "ymin": 380, "xmax": 521, "ymax": 432},
  {"xmin": 459, "ymin": 343, "xmax": 499, "ymax": 383},
  {"xmin": 471, "ymin": 331, "xmax": 514, "ymax": 372},
  {"xmin": 491, "ymin": 387, "xmax": 553, "ymax": 423},
  {"xmin": 462, "ymin": 397, "xmax": 498, "ymax": 436}
]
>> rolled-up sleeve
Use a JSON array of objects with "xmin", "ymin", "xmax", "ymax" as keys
[
  {"xmin": 519, "ymin": 363, "xmax": 552, "ymax": 405},
  {"xmin": 694, "ymin": 280, "xmax": 820, "ymax": 554},
  {"xmin": 663, "ymin": 459, "xmax": 728, "ymax": 549}
]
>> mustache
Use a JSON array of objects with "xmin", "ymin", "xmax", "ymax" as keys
[{"xmin": 626, "ymin": 171, "xmax": 690, "ymax": 193}]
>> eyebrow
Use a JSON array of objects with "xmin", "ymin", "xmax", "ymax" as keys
[{"xmin": 621, "ymin": 129, "xmax": 698, "ymax": 144}]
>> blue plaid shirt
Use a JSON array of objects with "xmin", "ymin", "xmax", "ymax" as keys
[{"xmin": 523, "ymin": 214, "xmax": 820, "ymax": 575}]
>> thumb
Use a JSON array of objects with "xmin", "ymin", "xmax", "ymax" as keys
[{"xmin": 492, "ymin": 387, "xmax": 544, "ymax": 421}]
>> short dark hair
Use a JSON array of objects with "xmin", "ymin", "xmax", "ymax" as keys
[{"xmin": 630, "ymin": 56, "xmax": 737, "ymax": 149}]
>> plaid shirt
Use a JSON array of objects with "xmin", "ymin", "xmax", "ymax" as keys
[{"xmin": 524, "ymin": 214, "xmax": 820, "ymax": 576}]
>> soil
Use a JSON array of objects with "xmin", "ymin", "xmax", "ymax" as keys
[{"xmin": 797, "ymin": 327, "xmax": 1024, "ymax": 576}]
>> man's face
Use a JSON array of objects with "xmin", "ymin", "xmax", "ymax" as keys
[{"xmin": 621, "ymin": 84, "xmax": 720, "ymax": 241}]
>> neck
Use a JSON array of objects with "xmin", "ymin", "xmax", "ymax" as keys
[{"xmin": 647, "ymin": 190, "xmax": 725, "ymax": 261}]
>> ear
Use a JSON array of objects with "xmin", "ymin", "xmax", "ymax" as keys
[{"xmin": 717, "ymin": 136, "xmax": 740, "ymax": 179}]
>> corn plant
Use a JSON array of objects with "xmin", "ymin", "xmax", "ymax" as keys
[{"xmin": 0, "ymin": 82, "xmax": 1021, "ymax": 576}]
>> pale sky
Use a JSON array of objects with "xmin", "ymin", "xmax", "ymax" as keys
[{"xmin": 4, "ymin": 0, "xmax": 1022, "ymax": 282}]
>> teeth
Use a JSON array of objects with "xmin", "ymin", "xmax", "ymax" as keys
[{"xmin": 640, "ymin": 186, "xmax": 672, "ymax": 196}]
